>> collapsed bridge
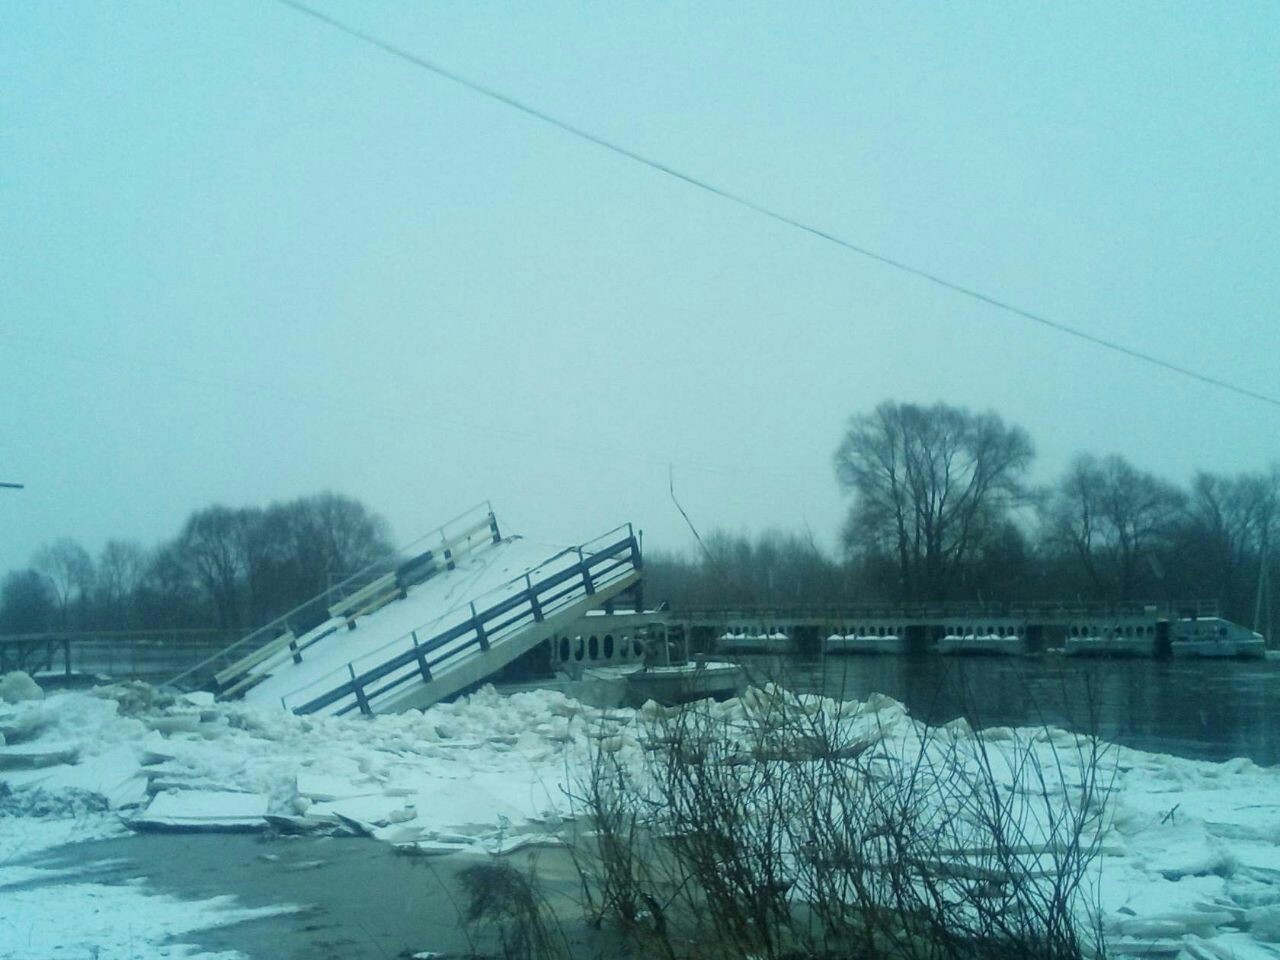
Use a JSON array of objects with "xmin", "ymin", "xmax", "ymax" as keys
[{"xmin": 171, "ymin": 503, "xmax": 643, "ymax": 715}]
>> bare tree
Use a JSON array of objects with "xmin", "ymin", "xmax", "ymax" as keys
[
  {"xmin": 0, "ymin": 569, "xmax": 56, "ymax": 634},
  {"xmin": 834, "ymin": 401, "xmax": 1034, "ymax": 601},
  {"xmin": 1043, "ymin": 454, "xmax": 1185, "ymax": 601},
  {"xmin": 95, "ymin": 539, "xmax": 147, "ymax": 628},
  {"xmin": 1169, "ymin": 470, "xmax": 1278, "ymax": 621},
  {"xmin": 136, "ymin": 541, "xmax": 204, "ymax": 629},
  {"xmin": 176, "ymin": 506, "xmax": 259, "ymax": 630},
  {"xmin": 32, "ymin": 538, "xmax": 95, "ymax": 629},
  {"xmin": 246, "ymin": 492, "xmax": 393, "ymax": 623}
]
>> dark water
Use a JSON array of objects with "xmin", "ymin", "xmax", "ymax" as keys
[
  {"xmin": 32, "ymin": 833, "xmax": 612, "ymax": 960},
  {"xmin": 735, "ymin": 653, "xmax": 1280, "ymax": 767}
]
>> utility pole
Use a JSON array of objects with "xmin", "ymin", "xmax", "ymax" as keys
[{"xmin": 1255, "ymin": 530, "xmax": 1271, "ymax": 645}]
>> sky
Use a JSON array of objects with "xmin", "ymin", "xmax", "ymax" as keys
[{"xmin": 2, "ymin": 1, "xmax": 1278, "ymax": 578}]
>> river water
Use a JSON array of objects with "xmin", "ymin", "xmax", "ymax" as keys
[{"xmin": 736, "ymin": 653, "xmax": 1280, "ymax": 766}]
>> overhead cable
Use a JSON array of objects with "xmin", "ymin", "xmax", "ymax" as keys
[{"xmin": 274, "ymin": 0, "xmax": 1280, "ymax": 410}]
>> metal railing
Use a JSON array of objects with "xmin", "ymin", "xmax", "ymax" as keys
[
  {"xmin": 289, "ymin": 524, "xmax": 640, "ymax": 717},
  {"xmin": 0, "ymin": 630, "xmax": 235, "ymax": 682},
  {"xmin": 674, "ymin": 599, "xmax": 1222, "ymax": 622},
  {"xmin": 165, "ymin": 501, "xmax": 501, "ymax": 689}
]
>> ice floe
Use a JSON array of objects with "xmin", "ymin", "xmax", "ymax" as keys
[{"xmin": 1, "ymin": 678, "xmax": 1279, "ymax": 958}]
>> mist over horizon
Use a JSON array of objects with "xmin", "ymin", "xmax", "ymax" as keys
[{"xmin": 3, "ymin": 1, "xmax": 1277, "ymax": 596}]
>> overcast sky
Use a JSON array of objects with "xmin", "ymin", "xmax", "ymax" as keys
[{"xmin": 2, "ymin": 1, "xmax": 1277, "ymax": 577}]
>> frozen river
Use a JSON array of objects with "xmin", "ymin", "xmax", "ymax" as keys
[{"xmin": 741, "ymin": 652, "xmax": 1280, "ymax": 765}]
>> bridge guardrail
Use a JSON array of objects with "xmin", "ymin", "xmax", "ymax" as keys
[{"xmin": 288, "ymin": 526, "xmax": 640, "ymax": 716}]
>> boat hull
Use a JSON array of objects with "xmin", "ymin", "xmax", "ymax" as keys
[
  {"xmin": 937, "ymin": 635, "xmax": 1025, "ymax": 656},
  {"xmin": 824, "ymin": 635, "xmax": 903, "ymax": 655},
  {"xmin": 1171, "ymin": 639, "xmax": 1266, "ymax": 659},
  {"xmin": 624, "ymin": 661, "xmax": 747, "ymax": 706},
  {"xmin": 1063, "ymin": 637, "xmax": 1155, "ymax": 657}
]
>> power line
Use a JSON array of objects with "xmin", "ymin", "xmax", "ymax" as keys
[{"xmin": 274, "ymin": 0, "xmax": 1280, "ymax": 411}]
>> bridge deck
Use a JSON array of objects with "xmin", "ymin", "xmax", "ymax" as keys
[{"xmin": 235, "ymin": 524, "xmax": 641, "ymax": 716}]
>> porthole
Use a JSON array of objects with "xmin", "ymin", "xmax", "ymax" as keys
[
  {"xmin": 589, "ymin": 635, "xmax": 599, "ymax": 659},
  {"xmin": 633, "ymin": 638, "xmax": 644, "ymax": 657},
  {"xmin": 559, "ymin": 637, "xmax": 570, "ymax": 661},
  {"xmin": 574, "ymin": 637, "xmax": 585, "ymax": 661},
  {"xmin": 604, "ymin": 634, "xmax": 615, "ymax": 658}
]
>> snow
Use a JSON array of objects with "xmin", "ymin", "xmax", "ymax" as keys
[
  {"xmin": 3, "ymin": 680, "xmax": 1280, "ymax": 958},
  {"xmin": 0, "ymin": 863, "xmax": 300, "ymax": 960}
]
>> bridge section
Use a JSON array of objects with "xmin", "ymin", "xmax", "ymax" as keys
[
  {"xmin": 182, "ymin": 503, "xmax": 644, "ymax": 715},
  {"xmin": 671, "ymin": 600, "xmax": 1224, "ymax": 656}
]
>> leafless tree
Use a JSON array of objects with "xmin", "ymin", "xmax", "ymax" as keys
[
  {"xmin": 834, "ymin": 401, "xmax": 1034, "ymax": 601},
  {"xmin": 245, "ymin": 492, "xmax": 394, "ymax": 623},
  {"xmin": 94, "ymin": 539, "xmax": 147, "ymax": 628},
  {"xmin": 32, "ymin": 538, "xmax": 95, "ymax": 629},
  {"xmin": 0, "ymin": 569, "xmax": 56, "ymax": 633},
  {"xmin": 136, "ymin": 541, "xmax": 205, "ymax": 629},
  {"xmin": 177, "ymin": 506, "xmax": 259, "ymax": 630},
  {"xmin": 1168, "ymin": 470, "xmax": 1278, "ymax": 622},
  {"xmin": 1042, "ymin": 454, "xmax": 1185, "ymax": 601}
]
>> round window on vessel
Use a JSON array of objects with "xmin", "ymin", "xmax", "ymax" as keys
[
  {"xmin": 588, "ymin": 635, "xmax": 599, "ymax": 659},
  {"xmin": 633, "ymin": 638, "xmax": 644, "ymax": 658},
  {"xmin": 559, "ymin": 637, "xmax": 569, "ymax": 661},
  {"xmin": 574, "ymin": 637, "xmax": 585, "ymax": 661},
  {"xmin": 604, "ymin": 634, "xmax": 615, "ymax": 658}
]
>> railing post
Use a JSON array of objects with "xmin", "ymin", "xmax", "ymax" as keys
[
  {"xmin": 288, "ymin": 633, "xmax": 301, "ymax": 665},
  {"xmin": 579, "ymin": 549, "xmax": 595, "ymax": 596},
  {"xmin": 489, "ymin": 511, "xmax": 502, "ymax": 543},
  {"xmin": 472, "ymin": 602, "xmax": 490, "ymax": 650},
  {"xmin": 411, "ymin": 630, "xmax": 433, "ymax": 681},
  {"xmin": 526, "ymin": 574, "xmax": 544, "ymax": 622},
  {"xmin": 348, "ymin": 663, "xmax": 372, "ymax": 716}
]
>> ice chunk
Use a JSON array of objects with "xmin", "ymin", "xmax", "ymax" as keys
[
  {"xmin": 0, "ymin": 671, "xmax": 43, "ymax": 704},
  {"xmin": 294, "ymin": 772, "xmax": 382, "ymax": 802},
  {"xmin": 33, "ymin": 744, "xmax": 148, "ymax": 809},
  {"xmin": 129, "ymin": 790, "xmax": 269, "ymax": 831},
  {"xmin": 0, "ymin": 741, "xmax": 77, "ymax": 769}
]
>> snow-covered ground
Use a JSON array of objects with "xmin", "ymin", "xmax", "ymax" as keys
[{"xmin": 3, "ymin": 677, "xmax": 1280, "ymax": 959}]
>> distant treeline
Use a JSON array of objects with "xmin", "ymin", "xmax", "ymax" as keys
[
  {"xmin": 645, "ymin": 400, "xmax": 1277, "ymax": 633},
  {"xmin": 0, "ymin": 492, "xmax": 393, "ymax": 635},
  {"xmin": 4, "ymin": 400, "xmax": 1276, "ymax": 639}
]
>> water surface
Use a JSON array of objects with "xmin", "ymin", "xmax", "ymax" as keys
[{"xmin": 737, "ymin": 653, "xmax": 1280, "ymax": 766}]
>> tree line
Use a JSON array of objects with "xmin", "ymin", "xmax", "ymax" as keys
[
  {"xmin": 0, "ymin": 492, "xmax": 393, "ymax": 635},
  {"xmin": 5, "ymin": 402, "xmax": 1274, "ymax": 638},
  {"xmin": 645, "ymin": 400, "xmax": 1277, "ymax": 632}
]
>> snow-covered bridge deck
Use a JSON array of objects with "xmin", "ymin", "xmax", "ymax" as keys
[{"xmin": 195, "ymin": 506, "xmax": 641, "ymax": 716}]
